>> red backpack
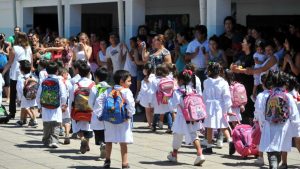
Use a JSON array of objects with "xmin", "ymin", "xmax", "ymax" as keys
[
  {"xmin": 156, "ymin": 78, "xmax": 174, "ymax": 105},
  {"xmin": 230, "ymin": 82, "xmax": 248, "ymax": 108}
]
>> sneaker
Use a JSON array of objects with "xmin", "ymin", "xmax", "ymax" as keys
[
  {"xmin": 28, "ymin": 120, "xmax": 38, "ymax": 128},
  {"xmin": 268, "ymin": 153, "xmax": 279, "ymax": 169},
  {"xmin": 64, "ymin": 138, "xmax": 70, "ymax": 145},
  {"xmin": 49, "ymin": 143, "xmax": 59, "ymax": 148},
  {"xmin": 103, "ymin": 159, "xmax": 111, "ymax": 168},
  {"xmin": 279, "ymin": 163, "xmax": 288, "ymax": 169},
  {"xmin": 150, "ymin": 126, "xmax": 156, "ymax": 132},
  {"xmin": 254, "ymin": 157, "xmax": 265, "ymax": 166},
  {"xmin": 59, "ymin": 127, "xmax": 64, "ymax": 136},
  {"xmin": 229, "ymin": 142, "xmax": 236, "ymax": 155},
  {"xmin": 16, "ymin": 120, "xmax": 25, "ymax": 127},
  {"xmin": 167, "ymin": 152, "xmax": 177, "ymax": 162},
  {"xmin": 216, "ymin": 139, "xmax": 223, "ymax": 148},
  {"xmin": 165, "ymin": 129, "xmax": 172, "ymax": 134},
  {"xmin": 194, "ymin": 155, "xmax": 205, "ymax": 166},
  {"xmin": 202, "ymin": 147, "xmax": 213, "ymax": 154},
  {"xmin": 122, "ymin": 164, "xmax": 130, "ymax": 169},
  {"xmin": 80, "ymin": 139, "xmax": 88, "ymax": 154},
  {"xmin": 100, "ymin": 143, "xmax": 106, "ymax": 159},
  {"xmin": 158, "ymin": 121, "xmax": 163, "ymax": 129}
]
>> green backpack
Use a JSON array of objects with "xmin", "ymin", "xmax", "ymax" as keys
[{"xmin": 0, "ymin": 105, "xmax": 9, "ymax": 124}]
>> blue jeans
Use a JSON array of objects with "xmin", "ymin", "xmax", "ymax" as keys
[{"xmin": 152, "ymin": 112, "xmax": 173, "ymax": 129}]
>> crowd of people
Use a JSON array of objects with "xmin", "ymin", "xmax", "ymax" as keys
[{"xmin": 0, "ymin": 15, "xmax": 300, "ymax": 169}]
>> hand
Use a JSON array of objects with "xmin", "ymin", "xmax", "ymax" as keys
[
  {"xmin": 227, "ymin": 112, "xmax": 235, "ymax": 116},
  {"xmin": 240, "ymin": 105, "xmax": 245, "ymax": 113},
  {"xmin": 285, "ymin": 54, "xmax": 292, "ymax": 63}
]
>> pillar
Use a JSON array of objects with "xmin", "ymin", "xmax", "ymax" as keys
[
  {"xmin": 199, "ymin": 0, "xmax": 207, "ymax": 25},
  {"xmin": 57, "ymin": 0, "xmax": 63, "ymax": 37},
  {"xmin": 64, "ymin": 3, "xmax": 81, "ymax": 38},
  {"xmin": 118, "ymin": 0, "xmax": 125, "ymax": 42},
  {"xmin": 206, "ymin": 0, "xmax": 231, "ymax": 37}
]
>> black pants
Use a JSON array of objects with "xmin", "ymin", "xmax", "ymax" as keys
[
  {"xmin": 93, "ymin": 130, "xmax": 105, "ymax": 145},
  {"xmin": 9, "ymin": 79, "xmax": 17, "ymax": 118},
  {"xmin": 195, "ymin": 69, "xmax": 207, "ymax": 91}
]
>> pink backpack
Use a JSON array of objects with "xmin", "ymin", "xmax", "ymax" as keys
[
  {"xmin": 156, "ymin": 78, "xmax": 174, "ymax": 105},
  {"xmin": 230, "ymin": 82, "xmax": 248, "ymax": 108},
  {"xmin": 232, "ymin": 124, "xmax": 259, "ymax": 157},
  {"xmin": 251, "ymin": 121, "xmax": 261, "ymax": 145},
  {"xmin": 179, "ymin": 90, "xmax": 207, "ymax": 121}
]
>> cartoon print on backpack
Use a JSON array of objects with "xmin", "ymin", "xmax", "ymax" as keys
[
  {"xmin": 40, "ymin": 77, "xmax": 61, "ymax": 109},
  {"xmin": 23, "ymin": 76, "xmax": 39, "ymax": 100}
]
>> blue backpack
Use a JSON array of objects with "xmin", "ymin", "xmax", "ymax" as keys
[
  {"xmin": 0, "ymin": 53, "xmax": 8, "ymax": 69},
  {"xmin": 40, "ymin": 77, "xmax": 60, "ymax": 109},
  {"xmin": 99, "ymin": 88, "xmax": 128, "ymax": 124}
]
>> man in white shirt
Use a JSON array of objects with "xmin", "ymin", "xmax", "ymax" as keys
[
  {"xmin": 186, "ymin": 25, "xmax": 209, "ymax": 90},
  {"xmin": 106, "ymin": 33, "xmax": 126, "ymax": 74}
]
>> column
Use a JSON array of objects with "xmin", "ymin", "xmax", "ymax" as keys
[
  {"xmin": 199, "ymin": 0, "xmax": 207, "ymax": 25},
  {"xmin": 125, "ymin": 0, "xmax": 145, "ymax": 44},
  {"xmin": 64, "ymin": 2, "xmax": 81, "ymax": 38},
  {"xmin": 23, "ymin": 7, "xmax": 34, "ymax": 33},
  {"xmin": 13, "ymin": 0, "xmax": 17, "ymax": 27},
  {"xmin": 206, "ymin": 0, "xmax": 231, "ymax": 37},
  {"xmin": 57, "ymin": 0, "xmax": 63, "ymax": 37},
  {"xmin": 118, "ymin": 0, "xmax": 125, "ymax": 42}
]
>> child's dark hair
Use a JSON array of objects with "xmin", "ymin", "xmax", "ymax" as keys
[
  {"xmin": 255, "ymin": 40, "xmax": 265, "ymax": 49},
  {"xmin": 39, "ymin": 59, "xmax": 48, "ymax": 69},
  {"xmin": 178, "ymin": 69, "xmax": 193, "ymax": 86},
  {"xmin": 73, "ymin": 60, "xmax": 86, "ymax": 69},
  {"xmin": 261, "ymin": 73, "xmax": 271, "ymax": 90},
  {"xmin": 207, "ymin": 62, "xmax": 222, "ymax": 78},
  {"xmin": 143, "ymin": 62, "xmax": 153, "ymax": 77},
  {"xmin": 56, "ymin": 60, "xmax": 64, "ymax": 69},
  {"xmin": 166, "ymin": 63, "xmax": 177, "ymax": 78},
  {"xmin": 78, "ymin": 62, "xmax": 90, "ymax": 77},
  {"xmin": 284, "ymin": 73, "xmax": 300, "ymax": 92},
  {"xmin": 209, "ymin": 35, "xmax": 220, "ymax": 46},
  {"xmin": 58, "ymin": 67, "xmax": 68, "ymax": 76},
  {"xmin": 46, "ymin": 62, "xmax": 58, "ymax": 75},
  {"xmin": 19, "ymin": 60, "xmax": 31, "ymax": 74},
  {"xmin": 184, "ymin": 63, "xmax": 196, "ymax": 89},
  {"xmin": 224, "ymin": 69, "xmax": 235, "ymax": 85},
  {"xmin": 155, "ymin": 64, "xmax": 170, "ymax": 77},
  {"xmin": 265, "ymin": 71, "xmax": 287, "ymax": 88},
  {"xmin": 113, "ymin": 70, "xmax": 131, "ymax": 85},
  {"xmin": 95, "ymin": 67, "xmax": 108, "ymax": 82}
]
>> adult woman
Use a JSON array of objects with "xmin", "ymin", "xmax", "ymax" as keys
[
  {"xmin": 2, "ymin": 32, "xmax": 32, "ymax": 119},
  {"xmin": 0, "ymin": 33, "xmax": 11, "ymax": 102},
  {"xmin": 96, "ymin": 39, "xmax": 108, "ymax": 68},
  {"xmin": 175, "ymin": 32, "xmax": 189, "ymax": 72},
  {"xmin": 142, "ymin": 34, "xmax": 172, "ymax": 70},
  {"xmin": 73, "ymin": 33, "xmax": 92, "ymax": 63},
  {"xmin": 205, "ymin": 35, "xmax": 228, "ymax": 68},
  {"xmin": 282, "ymin": 36, "xmax": 300, "ymax": 82},
  {"xmin": 231, "ymin": 35, "xmax": 255, "ymax": 123}
]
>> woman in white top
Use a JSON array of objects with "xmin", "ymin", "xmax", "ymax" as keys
[
  {"xmin": 97, "ymin": 40, "xmax": 108, "ymax": 68},
  {"xmin": 73, "ymin": 33, "xmax": 92, "ymax": 63},
  {"xmin": 2, "ymin": 32, "xmax": 32, "ymax": 119}
]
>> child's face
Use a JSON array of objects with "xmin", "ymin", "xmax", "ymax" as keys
[
  {"xmin": 62, "ymin": 72, "xmax": 68, "ymax": 80},
  {"xmin": 143, "ymin": 69, "xmax": 148, "ymax": 76},
  {"xmin": 256, "ymin": 47, "xmax": 264, "ymax": 54},
  {"xmin": 265, "ymin": 46, "xmax": 273, "ymax": 56},
  {"xmin": 120, "ymin": 76, "xmax": 132, "ymax": 88}
]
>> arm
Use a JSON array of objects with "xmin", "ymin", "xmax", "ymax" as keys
[
  {"xmin": 222, "ymin": 82, "xmax": 233, "ymax": 114},
  {"xmin": 142, "ymin": 48, "xmax": 150, "ymax": 62},
  {"xmin": 16, "ymin": 79, "xmax": 23, "ymax": 101},
  {"xmin": 163, "ymin": 54, "xmax": 172, "ymax": 64},
  {"xmin": 221, "ymin": 51, "xmax": 228, "ymax": 68},
  {"xmin": 43, "ymin": 46, "xmax": 64, "ymax": 52},
  {"xmin": 2, "ymin": 47, "xmax": 15, "ymax": 75},
  {"xmin": 133, "ymin": 49, "xmax": 144, "ymax": 66},
  {"xmin": 246, "ymin": 55, "xmax": 277, "ymax": 75},
  {"xmin": 120, "ymin": 43, "xmax": 127, "ymax": 63},
  {"xmin": 83, "ymin": 45, "xmax": 92, "ymax": 60},
  {"xmin": 123, "ymin": 89, "xmax": 136, "ymax": 117},
  {"xmin": 286, "ymin": 55, "xmax": 300, "ymax": 75}
]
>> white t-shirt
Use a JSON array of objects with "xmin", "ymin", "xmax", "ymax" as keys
[
  {"xmin": 99, "ymin": 51, "xmax": 106, "ymax": 62},
  {"xmin": 106, "ymin": 44, "xmax": 125, "ymax": 73},
  {"xmin": 124, "ymin": 52, "xmax": 137, "ymax": 77},
  {"xmin": 253, "ymin": 52, "xmax": 267, "ymax": 67},
  {"xmin": 10, "ymin": 46, "xmax": 32, "ymax": 80},
  {"xmin": 186, "ymin": 39, "xmax": 209, "ymax": 69}
]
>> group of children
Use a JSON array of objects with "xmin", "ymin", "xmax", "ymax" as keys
[{"xmin": 8, "ymin": 54, "xmax": 300, "ymax": 168}]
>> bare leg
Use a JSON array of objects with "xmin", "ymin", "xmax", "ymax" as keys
[
  {"xmin": 64, "ymin": 123, "xmax": 71, "ymax": 137},
  {"xmin": 222, "ymin": 128, "xmax": 232, "ymax": 141},
  {"xmin": 5, "ymin": 87, "xmax": 10, "ymax": 102},
  {"xmin": 120, "ymin": 143, "xmax": 128, "ymax": 166},
  {"xmin": 281, "ymin": 152, "xmax": 287, "ymax": 165},
  {"xmin": 206, "ymin": 128, "xmax": 213, "ymax": 145},
  {"xmin": 193, "ymin": 139, "xmax": 203, "ymax": 156},
  {"xmin": 105, "ymin": 142, "xmax": 112, "ymax": 160},
  {"xmin": 159, "ymin": 114, "xmax": 164, "ymax": 123},
  {"xmin": 145, "ymin": 108, "xmax": 153, "ymax": 127}
]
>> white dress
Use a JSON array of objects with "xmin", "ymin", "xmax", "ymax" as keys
[
  {"xmin": 16, "ymin": 73, "xmax": 37, "ymax": 108},
  {"xmin": 96, "ymin": 85, "xmax": 135, "ymax": 143},
  {"xmin": 169, "ymin": 85, "xmax": 202, "ymax": 144},
  {"xmin": 254, "ymin": 90, "xmax": 270, "ymax": 130},
  {"xmin": 228, "ymin": 107, "xmax": 242, "ymax": 122},
  {"xmin": 203, "ymin": 77, "xmax": 232, "ymax": 129},
  {"xmin": 137, "ymin": 74, "xmax": 155, "ymax": 108},
  {"xmin": 257, "ymin": 91, "xmax": 299, "ymax": 152},
  {"xmin": 288, "ymin": 90, "xmax": 300, "ymax": 137}
]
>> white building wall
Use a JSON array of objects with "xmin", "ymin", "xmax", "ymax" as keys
[{"xmin": 0, "ymin": 0, "xmax": 15, "ymax": 36}]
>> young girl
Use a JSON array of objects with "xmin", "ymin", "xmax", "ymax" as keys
[
  {"xmin": 97, "ymin": 70, "xmax": 135, "ymax": 169},
  {"xmin": 167, "ymin": 69, "xmax": 205, "ymax": 166},
  {"xmin": 202, "ymin": 62, "xmax": 234, "ymax": 154},
  {"xmin": 136, "ymin": 62, "xmax": 155, "ymax": 128},
  {"xmin": 257, "ymin": 71, "xmax": 298, "ymax": 169},
  {"xmin": 150, "ymin": 64, "xmax": 174, "ymax": 133}
]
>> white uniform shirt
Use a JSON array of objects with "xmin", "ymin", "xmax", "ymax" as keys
[{"xmin": 186, "ymin": 39, "xmax": 209, "ymax": 69}]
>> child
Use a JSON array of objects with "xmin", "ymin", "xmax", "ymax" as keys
[
  {"xmin": 58, "ymin": 68, "xmax": 72, "ymax": 144},
  {"xmin": 36, "ymin": 62, "xmax": 67, "ymax": 148},
  {"xmin": 202, "ymin": 62, "xmax": 234, "ymax": 154},
  {"xmin": 38, "ymin": 59, "xmax": 48, "ymax": 83},
  {"xmin": 88, "ymin": 67, "xmax": 110, "ymax": 159},
  {"xmin": 150, "ymin": 64, "xmax": 174, "ymax": 133},
  {"xmin": 257, "ymin": 71, "xmax": 298, "ymax": 169},
  {"xmin": 16, "ymin": 60, "xmax": 38, "ymax": 127},
  {"xmin": 136, "ymin": 62, "xmax": 155, "ymax": 128},
  {"xmin": 98, "ymin": 70, "xmax": 135, "ymax": 169},
  {"xmin": 167, "ymin": 69, "xmax": 206, "ymax": 166},
  {"xmin": 252, "ymin": 40, "xmax": 267, "ymax": 101},
  {"xmin": 70, "ymin": 62, "xmax": 95, "ymax": 154}
]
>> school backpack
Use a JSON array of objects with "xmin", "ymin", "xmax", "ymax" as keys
[
  {"xmin": 179, "ymin": 90, "xmax": 207, "ymax": 122},
  {"xmin": 251, "ymin": 121, "xmax": 261, "ymax": 145},
  {"xmin": 99, "ymin": 88, "xmax": 129, "ymax": 124},
  {"xmin": 23, "ymin": 76, "xmax": 39, "ymax": 100},
  {"xmin": 0, "ymin": 53, "xmax": 8, "ymax": 69},
  {"xmin": 230, "ymin": 82, "xmax": 248, "ymax": 108},
  {"xmin": 40, "ymin": 77, "xmax": 60, "ymax": 109},
  {"xmin": 232, "ymin": 124, "xmax": 259, "ymax": 157},
  {"xmin": 71, "ymin": 82, "xmax": 95, "ymax": 122},
  {"xmin": 0, "ymin": 105, "xmax": 9, "ymax": 124},
  {"xmin": 61, "ymin": 47, "xmax": 72, "ymax": 64},
  {"xmin": 156, "ymin": 78, "xmax": 174, "ymax": 105},
  {"xmin": 265, "ymin": 88, "xmax": 290, "ymax": 124}
]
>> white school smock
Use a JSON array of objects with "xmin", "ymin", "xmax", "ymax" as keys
[
  {"xmin": 288, "ymin": 90, "xmax": 300, "ymax": 137},
  {"xmin": 59, "ymin": 77, "xmax": 72, "ymax": 120},
  {"xmin": 39, "ymin": 69, "xmax": 48, "ymax": 83},
  {"xmin": 149, "ymin": 76, "xmax": 174, "ymax": 114},
  {"xmin": 88, "ymin": 81, "xmax": 110, "ymax": 131},
  {"xmin": 169, "ymin": 85, "xmax": 202, "ymax": 144},
  {"xmin": 137, "ymin": 74, "xmax": 155, "ymax": 108},
  {"xmin": 97, "ymin": 85, "xmax": 135, "ymax": 143},
  {"xmin": 69, "ymin": 77, "xmax": 95, "ymax": 133},
  {"xmin": 203, "ymin": 77, "xmax": 232, "ymax": 129},
  {"xmin": 228, "ymin": 107, "xmax": 242, "ymax": 122},
  {"xmin": 254, "ymin": 90, "xmax": 270, "ymax": 130},
  {"xmin": 16, "ymin": 73, "xmax": 37, "ymax": 108},
  {"xmin": 36, "ymin": 75, "xmax": 67, "ymax": 123},
  {"xmin": 257, "ymin": 91, "xmax": 299, "ymax": 152}
]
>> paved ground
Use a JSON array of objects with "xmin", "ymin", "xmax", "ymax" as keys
[{"xmin": 0, "ymin": 100, "xmax": 299, "ymax": 169}]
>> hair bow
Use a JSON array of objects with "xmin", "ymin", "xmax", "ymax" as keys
[{"xmin": 183, "ymin": 69, "xmax": 193, "ymax": 76}]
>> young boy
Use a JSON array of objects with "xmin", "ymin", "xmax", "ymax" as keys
[
  {"xmin": 16, "ymin": 60, "xmax": 38, "ymax": 127},
  {"xmin": 70, "ymin": 62, "xmax": 95, "ymax": 154},
  {"xmin": 98, "ymin": 70, "xmax": 135, "ymax": 169},
  {"xmin": 88, "ymin": 67, "xmax": 110, "ymax": 159},
  {"xmin": 36, "ymin": 62, "xmax": 67, "ymax": 148}
]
